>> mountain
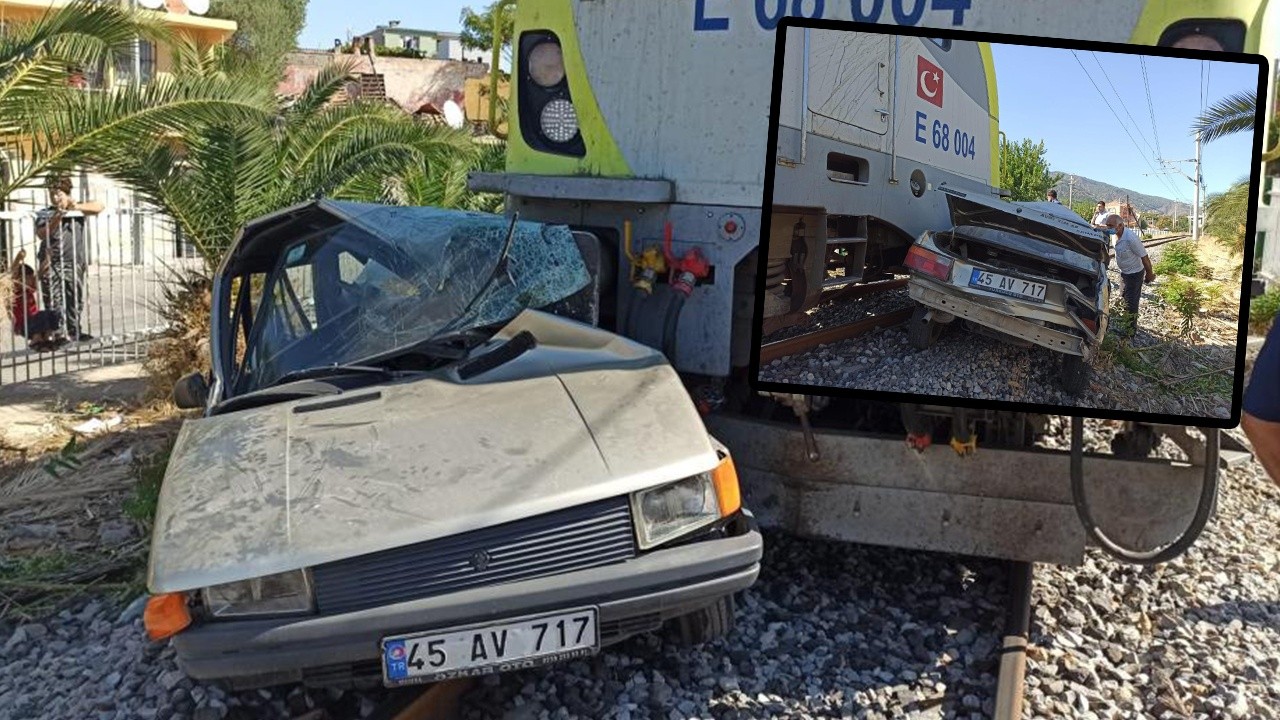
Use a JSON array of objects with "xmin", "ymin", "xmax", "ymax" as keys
[{"xmin": 1049, "ymin": 170, "xmax": 1191, "ymax": 217}]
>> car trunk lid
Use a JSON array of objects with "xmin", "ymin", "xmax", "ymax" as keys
[{"xmin": 939, "ymin": 184, "xmax": 1108, "ymax": 261}]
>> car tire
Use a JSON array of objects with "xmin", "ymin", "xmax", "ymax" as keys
[
  {"xmin": 672, "ymin": 595, "xmax": 736, "ymax": 646},
  {"xmin": 908, "ymin": 305, "xmax": 943, "ymax": 350},
  {"xmin": 1060, "ymin": 354, "xmax": 1089, "ymax": 396}
]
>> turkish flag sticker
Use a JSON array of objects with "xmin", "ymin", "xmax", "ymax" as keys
[{"xmin": 917, "ymin": 56, "xmax": 944, "ymax": 108}]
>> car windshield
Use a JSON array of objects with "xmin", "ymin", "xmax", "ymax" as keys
[{"xmin": 229, "ymin": 202, "xmax": 589, "ymax": 395}]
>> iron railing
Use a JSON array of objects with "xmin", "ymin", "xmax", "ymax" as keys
[
  {"xmin": 0, "ymin": 207, "xmax": 200, "ymax": 387},
  {"xmin": 1257, "ymin": 187, "xmax": 1280, "ymax": 287}
]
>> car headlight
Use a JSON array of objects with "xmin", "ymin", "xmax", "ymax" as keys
[
  {"xmin": 201, "ymin": 569, "xmax": 314, "ymax": 619},
  {"xmin": 632, "ymin": 454, "xmax": 742, "ymax": 550}
]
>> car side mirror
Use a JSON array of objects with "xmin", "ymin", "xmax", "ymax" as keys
[{"xmin": 173, "ymin": 372, "xmax": 210, "ymax": 410}]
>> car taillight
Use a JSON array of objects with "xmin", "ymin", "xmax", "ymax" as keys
[
  {"xmin": 905, "ymin": 245, "xmax": 953, "ymax": 282},
  {"xmin": 1081, "ymin": 317, "xmax": 1098, "ymax": 334}
]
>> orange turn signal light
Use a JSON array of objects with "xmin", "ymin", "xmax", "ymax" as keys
[
  {"xmin": 144, "ymin": 593, "xmax": 192, "ymax": 642},
  {"xmin": 711, "ymin": 454, "xmax": 742, "ymax": 518}
]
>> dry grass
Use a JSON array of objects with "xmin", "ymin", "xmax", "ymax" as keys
[
  {"xmin": 0, "ymin": 396, "xmax": 188, "ymax": 620},
  {"xmin": 142, "ymin": 270, "xmax": 213, "ymax": 400}
]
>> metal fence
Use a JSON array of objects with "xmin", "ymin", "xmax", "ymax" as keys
[
  {"xmin": 1258, "ymin": 186, "xmax": 1280, "ymax": 290},
  {"xmin": 0, "ymin": 207, "xmax": 200, "ymax": 387}
]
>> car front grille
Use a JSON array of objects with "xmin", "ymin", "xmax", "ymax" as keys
[{"xmin": 312, "ymin": 496, "xmax": 637, "ymax": 616}]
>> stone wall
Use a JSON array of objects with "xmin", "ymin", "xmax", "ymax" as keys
[{"xmin": 280, "ymin": 50, "xmax": 490, "ymax": 114}]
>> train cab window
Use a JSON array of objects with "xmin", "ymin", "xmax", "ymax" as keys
[{"xmin": 928, "ymin": 38, "xmax": 951, "ymax": 51}]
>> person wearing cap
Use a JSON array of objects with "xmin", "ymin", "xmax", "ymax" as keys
[
  {"xmin": 1106, "ymin": 213, "xmax": 1155, "ymax": 337},
  {"xmin": 1243, "ymin": 320, "xmax": 1280, "ymax": 483},
  {"xmin": 35, "ymin": 176, "xmax": 103, "ymax": 342},
  {"xmin": 1046, "ymin": 189, "xmax": 1063, "ymax": 205}
]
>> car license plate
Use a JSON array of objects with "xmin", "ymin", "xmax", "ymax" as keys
[
  {"xmin": 381, "ymin": 607, "xmax": 599, "ymax": 686},
  {"xmin": 968, "ymin": 269, "xmax": 1047, "ymax": 303}
]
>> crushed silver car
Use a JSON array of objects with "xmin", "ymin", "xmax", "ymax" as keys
[
  {"xmin": 143, "ymin": 199, "xmax": 762, "ymax": 690},
  {"xmin": 903, "ymin": 185, "xmax": 1111, "ymax": 396}
]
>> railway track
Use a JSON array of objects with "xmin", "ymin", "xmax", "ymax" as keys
[{"xmin": 759, "ymin": 277, "xmax": 913, "ymax": 363}]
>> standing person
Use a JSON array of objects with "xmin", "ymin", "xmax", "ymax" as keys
[
  {"xmin": 1106, "ymin": 213, "xmax": 1155, "ymax": 338},
  {"xmin": 1046, "ymin": 189, "xmax": 1063, "ymax": 204},
  {"xmin": 1091, "ymin": 201, "xmax": 1110, "ymax": 228},
  {"xmin": 35, "ymin": 176, "xmax": 103, "ymax": 342}
]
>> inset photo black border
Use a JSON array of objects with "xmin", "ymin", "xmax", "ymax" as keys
[{"xmin": 747, "ymin": 16, "xmax": 1270, "ymax": 430}]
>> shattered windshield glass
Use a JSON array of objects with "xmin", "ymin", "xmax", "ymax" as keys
[{"xmin": 231, "ymin": 202, "xmax": 589, "ymax": 395}]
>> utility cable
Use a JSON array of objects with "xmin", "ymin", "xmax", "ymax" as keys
[{"xmin": 1071, "ymin": 52, "xmax": 1186, "ymax": 204}]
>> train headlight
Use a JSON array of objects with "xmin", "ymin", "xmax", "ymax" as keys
[
  {"xmin": 518, "ymin": 31, "xmax": 585, "ymax": 158},
  {"xmin": 1170, "ymin": 33, "xmax": 1224, "ymax": 52},
  {"xmin": 539, "ymin": 98, "xmax": 580, "ymax": 144},
  {"xmin": 527, "ymin": 41, "xmax": 566, "ymax": 88}
]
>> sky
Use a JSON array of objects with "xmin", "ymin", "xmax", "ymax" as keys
[
  {"xmin": 990, "ymin": 43, "xmax": 1260, "ymax": 207},
  {"xmin": 299, "ymin": 0, "xmax": 472, "ymax": 49}
]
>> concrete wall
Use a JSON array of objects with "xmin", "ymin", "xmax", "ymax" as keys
[{"xmin": 280, "ymin": 50, "xmax": 489, "ymax": 115}]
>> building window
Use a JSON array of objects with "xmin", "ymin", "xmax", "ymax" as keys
[{"xmin": 114, "ymin": 39, "xmax": 157, "ymax": 86}]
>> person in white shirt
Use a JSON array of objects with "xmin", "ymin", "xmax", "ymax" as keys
[
  {"xmin": 1091, "ymin": 201, "xmax": 1110, "ymax": 228},
  {"xmin": 1106, "ymin": 214, "xmax": 1155, "ymax": 337},
  {"xmin": 1046, "ymin": 189, "xmax": 1063, "ymax": 204}
]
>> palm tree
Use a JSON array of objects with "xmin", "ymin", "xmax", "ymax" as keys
[
  {"xmin": 1203, "ymin": 178, "xmax": 1252, "ymax": 255},
  {"xmin": 0, "ymin": 0, "xmax": 271, "ymax": 203},
  {"xmin": 1191, "ymin": 89, "xmax": 1279, "ymax": 163},
  {"xmin": 82, "ymin": 58, "xmax": 485, "ymax": 266}
]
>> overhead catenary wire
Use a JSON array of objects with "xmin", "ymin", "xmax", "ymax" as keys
[
  {"xmin": 1092, "ymin": 52, "xmax": 1159, "ymax": 160},
  {"xmin": 1139, "ymin": 56, "xmax": 1162, "ymax": 161},
  {"xmin": 1071, "ymin": 51, "xmax": 1189, "ymax": 211}
]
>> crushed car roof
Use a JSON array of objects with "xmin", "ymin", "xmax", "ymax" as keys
[
  {"xmin": 938, "ymin": 185, "xmax": 1109, "ymax": 259},
  {"xmin": 215, "ymin": 198, "xmax": 591, "ymax": 336}
]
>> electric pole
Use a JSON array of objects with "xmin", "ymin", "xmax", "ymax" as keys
[
  {"xmin": 1193, "ymin": 130, "xmax": 1202, "ymax": 244},
  {"xmin": 1068, "ymin": 176, "xmax": 1075, "ymax": 207},
  {"xmin": 1155, "ymin": 130, "xmax": 1203, "ymax": 243}
]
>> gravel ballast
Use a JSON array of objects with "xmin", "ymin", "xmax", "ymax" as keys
[
  {"xmin": 3, "ymin": 422, "xmax": 1279, "ymax": 720},
  {"xmin": 759, "ymin": 263, "xmax": 1237, "ymax": 419}
]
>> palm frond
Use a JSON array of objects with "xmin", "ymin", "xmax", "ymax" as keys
[
  {"xmin": 5, "ymin": 74, "xmax": 274, "ymax": 198},
  {"xmin": 1191, "ymin": 90, "xmax": 1257, "ymax": 143},
  {"xmin": 1203, "ymin": 177, "xmax": 1251, "ymax": 255},
  {"xmin": 281, "ymin": 59, "xmax": 359, "ymax": 123},
  {"xmin": 0, "ymin": 0, "xmax": 167, "ymax": 115}
]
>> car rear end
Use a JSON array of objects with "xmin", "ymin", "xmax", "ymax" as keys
[{"xmin": 905, "ymin": 226, "xmax": 1106, "ymax": 360}]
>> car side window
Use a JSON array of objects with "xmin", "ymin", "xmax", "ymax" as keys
[{"xmin": 281, "ymin": 264, "xmax": 318, "ymax": 331}]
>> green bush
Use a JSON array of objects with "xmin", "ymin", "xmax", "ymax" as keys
[
  {"xmin": 1153, "ymin": 241, "xmax": 1202, "ymax": 277},
  {"xmin": 1250, "ymin": 287, "xmax": 1280, "ymax": 334},
  {"xmin": 1156, "ymin": 276, "xmax": 1221, "ymax": 334}
]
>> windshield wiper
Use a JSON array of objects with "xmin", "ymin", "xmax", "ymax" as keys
[
  {"xmin": 456, "ymin": 330, "xmax": 537, "ymax": 380},
  {"xmin": 272, "ymin": 363, "xmax": 394, "ymax": 387}
]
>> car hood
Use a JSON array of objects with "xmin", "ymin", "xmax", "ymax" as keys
[
  {"xmin": 940, "ymin": 185, "xmax": 1108, "ymax": 260},
  {"xmin": 149, "ymin": 310, "xmax": 718, "ymax": 594}
]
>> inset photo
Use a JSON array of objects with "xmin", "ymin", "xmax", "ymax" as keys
[{"xmin": 751, "ymin": 19, "xmax": 1269, "ymax": 426}]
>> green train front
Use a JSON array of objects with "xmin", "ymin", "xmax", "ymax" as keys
[{"xmin": 468, "ymin": 0, "xmax": 1273, "ymax": 379}]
